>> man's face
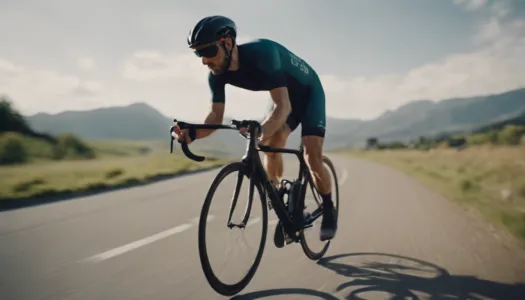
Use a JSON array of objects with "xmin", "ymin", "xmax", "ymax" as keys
[{"xmin": 192, "ymin": 38, "xmax": 230, "ymax": 75}]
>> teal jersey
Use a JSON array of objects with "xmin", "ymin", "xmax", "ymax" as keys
[
  {"xmin": 208, "ymin": 38, "xmax": 327, "ymax": 137},
  {"xmin": 209, "ymin": 38, "xmax": 319, "ymax": 105}
]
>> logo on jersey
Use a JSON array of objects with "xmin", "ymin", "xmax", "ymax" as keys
[
  {"xmin": 289, "ymin": 52, "xmax": 309, "ymax": 75},
  {"xmin": 317, "ymin": 120, "xmax": 325, "ymax": 132}
]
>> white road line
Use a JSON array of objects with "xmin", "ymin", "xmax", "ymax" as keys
[
  {"xmin": 338, "ymin": 168, "xmax": 348, "ymax": 185},
  {"xmin": 82, "ymin": 223, "xmax": 193, "ymax": 263},
  {"xmin": 189, "ymin": 214, "xmax": 216, "ymax": 225},
  {"xmin": 246, "ymin": 217, "xmax": 261, "ymax": 227}
]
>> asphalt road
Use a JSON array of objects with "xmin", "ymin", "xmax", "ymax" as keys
[{"xmin": 2, "ymin": 154, "xmax": 525, "ymax": 300}]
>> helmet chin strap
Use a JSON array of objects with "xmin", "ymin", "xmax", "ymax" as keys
[{"xmin": 216, "ymin": 39, "xmax": 234, "ymax": 75}]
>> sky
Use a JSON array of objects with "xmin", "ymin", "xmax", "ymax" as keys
[{"xmin": 0, "ymin": 0, "xmax": 524, "ymax": 122}]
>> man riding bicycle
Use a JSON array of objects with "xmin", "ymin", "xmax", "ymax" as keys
[{"xmin": 174, "ymin": 15, "xmax": 337, "ymax": 243}]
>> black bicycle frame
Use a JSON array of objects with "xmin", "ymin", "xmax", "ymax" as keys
[{"xmin": 170, "ymin": 119, "xmax": 317, "ymax": 241}]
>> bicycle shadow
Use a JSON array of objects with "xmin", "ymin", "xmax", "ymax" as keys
[
  {"xmin": 230, "ymin": 288, "xmax": 339, "ymax": 300},
  {"xmin": 316, "ymin": 252, "xmax": 525, "ymax": 300}
]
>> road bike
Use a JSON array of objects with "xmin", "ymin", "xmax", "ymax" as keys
[{"xmin": 169, "ymin": 118, "xmax": 339, "ymax": 296}]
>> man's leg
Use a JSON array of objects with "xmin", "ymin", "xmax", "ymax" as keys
[
  {"xmin": 263, "ymin": 105, "xmax": 299, "ymax": 248},
  {"xmin": 262, "ymin": 101, "xmax": 298, "ymax": 189},
  {"xmin": 300, "ymin": 76, "xmax": 336, "ymax": 241},
  {"xmin": 262, "ymin": 123, "xmax": 291, "ymax": 189},
  {"xmin": 302, "ymin": 136, "xmax": 336, "ymax": 241}
]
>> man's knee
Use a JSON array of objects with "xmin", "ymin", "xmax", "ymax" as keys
[
  {"xmin": 267, "ymin": 124, "xmax": 290, "ymax": 147},
  {"xmin": 264, "ymin": 125, "xmax": 290, "ymax": 159}
]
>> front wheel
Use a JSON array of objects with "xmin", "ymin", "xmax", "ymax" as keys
[
  {"xmin": 299, "ymin": 155, "xmax": 340, "ymax": 260},
  {"xmin": 198, "ymin": 161, "xmax": 268, "ymax": 296}
]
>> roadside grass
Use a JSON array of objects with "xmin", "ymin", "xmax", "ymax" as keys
[
  {"xmin": 345, "ymin": 145, "xmax": 525, "ymax": 245},
  {"xmin": 0, "ymin": 139, "xmax": 229, "ymax": 201},
  {"xmin": 87, "ymin": 139, "xmax": 164, "ymax": 157}
]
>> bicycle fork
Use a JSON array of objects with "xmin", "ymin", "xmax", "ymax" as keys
[{"xmin": 226, "ymin": 171, "xmax": 254, "ymax": 229}]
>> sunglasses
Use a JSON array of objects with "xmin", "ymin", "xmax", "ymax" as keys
[{"xmin": 193, "ymin": 38, "xmax": 226, "ymax": 58}]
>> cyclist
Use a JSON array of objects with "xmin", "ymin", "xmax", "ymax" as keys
[{"xmin": 175, "ymin": 15, "xmax": 337, "ymax": 244}]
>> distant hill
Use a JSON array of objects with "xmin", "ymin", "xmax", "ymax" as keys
[
  {"xmin": 28, "ymin": 103, "xmax": 170, "ymax": 140},
  {"xmin": 0, "ymin": 97, "xmax": 96, "ymax": 165},
  {"xmin": 26, "ymin": 103, "xmax": 254, "ymax": 157},
  {"xmin": 25, "ymin": 87, "xmax": 525, "ymax": 153},
  {"xmin": 473, "ymin": 111, "xmax": 525, "ymax": 134},
  {"xmin": 1, "ymin": 98, "xmax": 56, "ymax": 143},
  {"xmin": 329, "ymin": 87, "xmax": 525, "ymax": 147}
]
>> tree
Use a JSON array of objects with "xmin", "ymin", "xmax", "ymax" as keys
[
  {"xmin": 0, "ymin": 97, "xmax": 33, "ymax": 134},
  {"xmin": 366, "ymin": 137, "xmax": 378, "ymax": 149}
]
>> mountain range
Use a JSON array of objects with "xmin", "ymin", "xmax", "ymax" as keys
[{"xmin": 26, "ymin": 87, "xmax": 525, "ymax": 156}]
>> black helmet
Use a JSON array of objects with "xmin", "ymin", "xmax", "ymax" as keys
[{"xmin": 187, "ymin": 15, "xmax": 237, "ymax": 48}]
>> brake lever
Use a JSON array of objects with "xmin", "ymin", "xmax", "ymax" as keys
[
  {"xmin": 169, "ymin": 119, "xmax": 184, "ymax": 154},
  {"xmin": 169, "ymin": 125, "xmax": 176, "ymax": 153}
]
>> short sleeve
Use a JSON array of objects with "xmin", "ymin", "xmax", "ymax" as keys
[{"xmin": 208, "ymin": 72, "xmax": 226, "ymax": 103}]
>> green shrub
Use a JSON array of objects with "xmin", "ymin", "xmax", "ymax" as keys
[
  {"xmin": 52, "ymin": 133, "xmax": 96, "ymax": 160},
  {"xmin": 11, "ymin": 177, "xmax": 46, "ymax": 193},
  {"xmin": 105, "ymin": 168, "xmax": 124, "ymax": 179},
  {"xmin": 518, "ymin": 182, "xmax": 525, "ymax": 198},
  {"xmin": 460, "ymin": 179, "xmax": 473, "ymax": 192},
  {"xmin": 0, "ymin": 132, "xmax": 28, "ymax": 165},
  {"xmin": 467, "ymin": 133, "xmax": 491, "ymax": 145},
  {"xmin": 498, "ymin": 125, "xmax": 525, "ymax": 145}
]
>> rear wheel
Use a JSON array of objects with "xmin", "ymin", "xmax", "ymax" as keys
[
  {"xmin": 198, "ymin": 162, "xmax": 268, "ymax": 296},
  {"xmin": 299, "ymin": 156, "xmax": 339, "ymax": 260}
]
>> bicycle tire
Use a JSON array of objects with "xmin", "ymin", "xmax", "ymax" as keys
[
  {"xmin": 299, "ymin": 155, "xmax": 340, "ymax": 260},
  {"xmin": 198, "ymin": 161, "xmax": 268, "ymax": 296}
]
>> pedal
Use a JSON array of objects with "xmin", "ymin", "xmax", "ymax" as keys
[
  {"xmin": 301, "ymin": 212, "xmax": 313, "ymax": 230},
  {"xmin": 274, "ymin": 220, "xmax": 297, "ymax": 247}
]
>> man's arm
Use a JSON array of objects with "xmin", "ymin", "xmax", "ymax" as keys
[
  {"xmin": 195, "ymin": 102, "xmax": 225, "ymax": 140},
  {"xmin": 193, "ymin": 72, "xmax": 226, "ymax": 140},
  {"xmin": 260, "ymin": 86, "xmax": 292, "ymax": 138},
  {"xmin": 255, "ymin": 41, "xmax": 291, "ymax": 139}
]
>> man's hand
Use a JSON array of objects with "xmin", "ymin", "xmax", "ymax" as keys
[
  {"xmin": 258, "ymin": 127, "xmax": 272, "ymax": 145},
  {"xmin": 173, "ymin": 126, "xmax": 193, "ymax": 144},
  {"xmin": 238, "ymin": 126, "xmax": 271, "ymax": 146}
]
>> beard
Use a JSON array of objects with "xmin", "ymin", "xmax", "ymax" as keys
[{"xmin": 208, "ymin": 57, "xmax": 228, "ymax": 75}]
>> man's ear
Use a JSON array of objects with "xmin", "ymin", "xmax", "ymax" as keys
[{"xmin": 226, "ymin": 36, "xmax": 235, "ymax": 50}]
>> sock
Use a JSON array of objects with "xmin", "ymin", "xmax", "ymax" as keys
[
  {"xmin": 320, "ymin": 192, "xmax": 333, "ymax": 211},
  {"xmin": 271, "ymin": 179, "xmax": 280, "ymax": 190}
]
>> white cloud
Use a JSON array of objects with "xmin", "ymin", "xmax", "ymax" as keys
[
  {"xmin": 489, "ymin": 0, "xmax": 512, "ymax": 18},
  {"xmin": 122, "ymin": 50, "xmax": 206, "ymax": 83},
  {"xmin": 318, "ymin": 0, "xmax": 525, "ymax": 119},
  {"xmin": 122, "ymin": 35, "xmax": 254, "ymax": 83},
  {"xmin": 0, "ymin": 58, "xmax": 105, "ymax": 114},
  {"xmin": 0, "ymin": 58, "xmax": 23, "ymax": 87},
  {"xmin": 119, "ymin": 8, "xmax": 525, "ymax": 122},
  {"xmin": 454, "ymin": 0, "xmax": 488, "ymax": 11},
  {"xmin": 77, "ymin": 57, "xmax": 96, "ymax": 70},
  {"xmin": 0, "ymin": 59, "xmax": 21, "ymax": 75},
  {"xmin": 2, "ymin": 3, "xmax": 523, "ymax": 123},
  {"xmin": 119, "ymin": 34, "xmax": 272, "ymax": 121},
  {"xmin": 120, "ymin": 48, "xmax": 271, "ymax": 121}
]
